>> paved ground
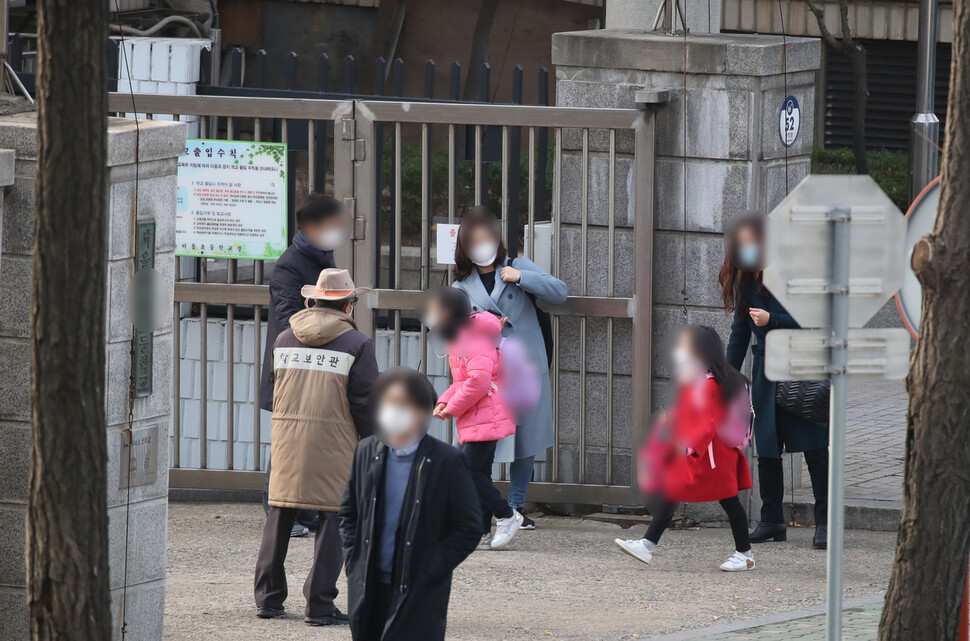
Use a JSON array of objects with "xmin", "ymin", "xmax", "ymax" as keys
[
  {"xmin": 650, "ymin": 600, "xmax": 885, "ymax": 640},
  {"xmin": 797, "ymin": 379, "xmax": 907, "ymax": 503},
  {"xmin": 165, "ymin": 503, "xmax": 896, "ymax": 641}
]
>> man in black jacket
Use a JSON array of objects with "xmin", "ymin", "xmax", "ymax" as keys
[
  {"xmin": 260, "ymin": 193, "xmax": 348, "ymax": 534},
  {"xmin": 339, "ymin": 368, "xmax": 482, "ymax": 641}
]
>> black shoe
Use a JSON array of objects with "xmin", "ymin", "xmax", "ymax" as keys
[
  {"xmin": 290, "ymin": 523, "xmax": 310, "ymax": 538},
  {"xmin": 813, "ymin": 525, "xmax": 828, "ymax": 550},
  {"xmin": 512, "ymin": 506, "xmax": 536, "ymax": 530},
  {"xmin": 305, "ymin": 609, "xmax": 349, "ymax": 626},
  {"xmin": 256, "ymin": 606, "xmax": 285, "ymax": 619},
  {"xmin": 749, "ymin": 521, "xmax": 787, "ymax": 543}
]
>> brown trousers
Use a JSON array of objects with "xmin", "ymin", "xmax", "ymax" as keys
[{"xmin": 254, "ymin": 507, "xmax": 343, "ymax": 618}]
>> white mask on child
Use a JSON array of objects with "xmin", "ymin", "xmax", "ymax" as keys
[
  {"xmin": 378, "ymin": 404, "xmax": 415, "ymax": 438},
  {"xmin": 469, "ymin": 242, "xmax": 499, "ymax": 267},
  {"xmin": 672, "ymin": 347, "xmax": 704, "ymax": 384}
]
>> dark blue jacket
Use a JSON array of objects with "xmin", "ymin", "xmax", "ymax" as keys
[
  {"xmin": 725, "ymin": 282, "xmax": 829, "ymax": 458},
  {"xmin": 259, "ymin": 232, "xmax": 335, "ymax": 410}
]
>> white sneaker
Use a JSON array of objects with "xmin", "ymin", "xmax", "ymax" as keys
[
  {"xmin": 476, "ymin": 532, "xmax": 494, "ymax": 550},
  {"xmin": 490, "ymin": 510, "xmax": 523, "ymax": 548},
  {"xmin": 719, "ymin": 551, "xmax": 756, "ymax": 572},
  {"xmin": 614, "ymin": 538, "xmax": 654, "ymax": 565}
]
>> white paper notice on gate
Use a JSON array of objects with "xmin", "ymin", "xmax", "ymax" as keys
[
  {"xmin": 176, "ymin": 139, "xmax": 288, "ymax": 260},
  {"xmin": 436, "ymin": 224, "xmax": 460, "ymax": 265}
]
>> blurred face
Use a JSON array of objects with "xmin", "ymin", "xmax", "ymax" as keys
[
  {"xmin": 422, "ymin": 296, "xmax": 448, "ymax": 329},
  {"xmin": 733, "ymin": 223, "xmax": 761, "ymax": 272},
  {"xmin": 377, "ymin": 382, "xmax": 429, "ymax": 448},
  {"xmin": 304, "ymin": 214, "xmax": 346, "ymax": 251},
  {"xmin": 465, "ymin": 226, "xmax": 500, "ymax": 267},
  {"xmin": 672, "ymin": 331, "xmax": 705, "ymax": 384}
]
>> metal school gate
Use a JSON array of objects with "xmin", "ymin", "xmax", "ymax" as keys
[{"xmin": 108, "ymin": 93, "xmax": 657, "ymax": 506}]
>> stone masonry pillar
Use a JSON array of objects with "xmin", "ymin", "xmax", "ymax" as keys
[
  {"xmin": 0, "ymin": 112, "xmax": 184, "ymax": 640},
  {"xmin": 552, "ymin": 30, "xmax": 820, "ymax": 519}
]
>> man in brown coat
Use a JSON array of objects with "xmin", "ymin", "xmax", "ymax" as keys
[{"xmin": 254, "ymin": 268, "xmax": 378, "ymax": 626}]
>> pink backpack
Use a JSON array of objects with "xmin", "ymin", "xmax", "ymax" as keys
[
  {"xmin": 710, "ymin": 372, "xmax": 754, "ymax": 449},
  {"xmin": 498, "ymin": 336, "xmax": 542, "ymax": 420}
]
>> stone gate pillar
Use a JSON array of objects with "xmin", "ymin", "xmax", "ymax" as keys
[
  {"xmin": 0, "ymin": 112, "xmax": 184, "ymax": 640},
  {"xmin": 552, "ymin": 28, "xmax": 820, "ymax": 519}
]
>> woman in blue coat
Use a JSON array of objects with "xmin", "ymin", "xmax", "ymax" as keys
[
  {"xmin": 720, "ymin": 214, "xmax": 829, "ymax": 550},
  {"xmin": 451, "ymin": 209, "xmax": 567, "ymax": 528}
]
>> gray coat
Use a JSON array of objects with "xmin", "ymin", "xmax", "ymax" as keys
[{"xmin": 453, "ymin": 256, "xmax": 567, "ymax": 461}]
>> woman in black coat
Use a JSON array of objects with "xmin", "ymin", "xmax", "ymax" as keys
[{"xmin": 720, "ymin": 214, "xmax": 829, "ymax": 550}]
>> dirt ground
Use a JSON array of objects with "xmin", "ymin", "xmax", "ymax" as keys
[{"xmin": 165, "ymin": 503, "xmax": 896, "ymax": 641}]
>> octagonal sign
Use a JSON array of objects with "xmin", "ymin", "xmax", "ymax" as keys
[{"xmin": 763, "ymin": 175, "xmax": 907, "ymax": 328}]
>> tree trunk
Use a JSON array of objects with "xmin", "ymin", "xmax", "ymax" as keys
[
  {"xmin": 848, "ymin": 42, "xmax": 869, "ymax": 174},
  {"xmin": 878, "ymin": 0, "xmax": 970, "ymax": 637},
  {"xmin": 28, "ymin": 1, "xmax": 111, "ymax": 640},
  {"xmin": 463, "ymin": 0, "xmax": 501, "ymax": 100}
]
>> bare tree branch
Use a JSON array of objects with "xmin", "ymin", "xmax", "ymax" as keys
[
  {"xmin": 838, "ymin": 0, "xmax": 853, "ymax": 46},
  {"xmin": 802, "ymin": 0, "xmax": 843, "ymax": 49}
]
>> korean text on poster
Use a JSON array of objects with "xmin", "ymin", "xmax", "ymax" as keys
[{"xmin": 176, "ymin": 139, "xmax": 288, "ymax": 260}]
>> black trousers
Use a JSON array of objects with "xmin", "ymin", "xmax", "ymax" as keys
[
  {"xmin": 254, "ymin": 507, "xmax": 343, "ymax": 618},
  {"xmin": 644, "ymin": 496, "xmax": 751, "ymax": 553},
  {"xmin": 460, "ymin": 440, "xmax": 513, "ymax": 534},
  {"xmin": 758, "ymin": 449, "xmax": 829, "ymax": 525}
]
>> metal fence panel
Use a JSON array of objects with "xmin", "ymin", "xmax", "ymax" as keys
[{"xmin": 106, "ymin": 93, "xmax": 656, "ymax": 506}]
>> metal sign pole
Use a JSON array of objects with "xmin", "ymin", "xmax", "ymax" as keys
[{"xmin": 825, "ymin": 206, "xmax": 851, "ymax": 640}]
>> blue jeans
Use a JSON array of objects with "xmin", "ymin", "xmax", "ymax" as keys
[{"xmin": 507, "ymin": 455, "xmax": 536, "ymax": 508}]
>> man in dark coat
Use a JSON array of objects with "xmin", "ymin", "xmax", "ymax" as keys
[
  {"xmin": 259, "ymin": 193, "xmax": 348, "ymax": 534},
  {"xmin": 339, "ymin": 368, "xmax": 482, "ymax": 641}
]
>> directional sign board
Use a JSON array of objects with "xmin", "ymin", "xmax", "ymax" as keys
[
  {"xmin": 765, "ymin": 328, "xmax": 911, "ymax": 381},
  {"xmin": 764, "ymin": 175, "xmax": 907, "ymax": 328}
]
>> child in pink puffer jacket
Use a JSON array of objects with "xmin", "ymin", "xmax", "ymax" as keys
[{"xmin": 425, "ymin": 287, "xmax": 523, "ymax": 549}]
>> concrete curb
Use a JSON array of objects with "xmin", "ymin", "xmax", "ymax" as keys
[
  {"xmin": 646, "ymin": 593, "xmax": 885, "ymax": 640},
  {"xmin": 788, "ymin": 495, "xmax": 902, "ymax": 532}
]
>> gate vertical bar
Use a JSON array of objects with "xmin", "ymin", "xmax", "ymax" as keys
[
  {"xmin": 199, "ymin": 259, "xmax": 208, "ymax": 469},
  {"xmin": 420, "ymin": 122, "xmax": 430, "ymax": 374},
  {"xmin": 352, "ymin": 103, "xmax": 377, "ymax": 339},
  {"xmin": 333, "ymin": 100, "xmax": 356, "ymax": 286},
  {"xmin": 631, "ymin": 108, "xmax": 656, "ymax": 492},
  {"xmin": 253, "ymin": 118, "xmax": 264, "ymax": 471},
  {"xmin": 825, "ymin": 206, "xmax": 851, "ymax": 641},
  {"xmin": 393, "ymin": 122, "xmax": 403, "ymax": 365},
  {"xmin": 579, "ymin": 128, "xmax": 589, "ymax": 483},
  {"xmin": 173, "ymin": 256, "xmax": 182, "ymax": 467},
  {"xmin": 606, "ymin": 129, "xmax": 616, "ymax": 485},
  {"xmin": 551, "ymin": 127, "xmax": 562, "ymax": 483}
]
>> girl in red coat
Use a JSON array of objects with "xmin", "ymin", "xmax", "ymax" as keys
[{"xmin": 616, "ymin": 325, "xmax": 756, "ymax": 572}]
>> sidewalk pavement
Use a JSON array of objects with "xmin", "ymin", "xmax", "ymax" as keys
[
  {"xmin": 841, "ymin": 378, "xmax": 907, "ymax": 502},
  {"xmin": 788, "ymin": 378, "xmax": 907, "ymax": 529},
  {"xmin": 165, "ymin": 503, "xmax": 896, "ymax": 641},
  {"xmin": 648, "ymin": 598, "xmax": 884, "ymax": 640}
]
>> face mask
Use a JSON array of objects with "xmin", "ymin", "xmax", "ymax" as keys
[
  {"xmin": 736, "ymin": 243, "xmax": 760, "ymax": 270},
  {"xmin": 672, "ymin": 347, "xmax": 704, "ymax": 383},
  {"xmin": 422, "ymin": 313, "xmax": 438, "ymax": 330},
  {"xmin": 469, "ymin": 242, "xmax": 499, "ymax": 267},
  {"xmin": 312, "ymin": 227, "xmax": 345, "ymax": 251},
  {"xmin": 378, "ymin": 404, "xmax": 415, "ymax": 438}
]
